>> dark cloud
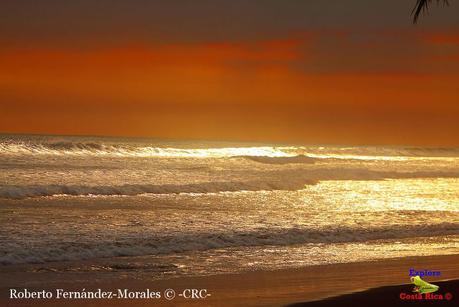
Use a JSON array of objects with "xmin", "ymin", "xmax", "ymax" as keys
[{"xmin": 1, "ymin": 0, "xmax": 458, "ymax": 47}]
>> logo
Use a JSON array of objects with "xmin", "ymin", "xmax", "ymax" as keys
[
  {"xmin": 400, "ymin": 269, "xmax": 453, "ymax": 302},
  {"xmin": 411, "ymin": 275, "xmax": 439, "ymax": 294}
]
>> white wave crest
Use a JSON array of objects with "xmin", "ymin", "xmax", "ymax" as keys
[
  {"xmin": 1, "ymin": 139, "xmax": 458, "ymax": 160},
  {"xmin": 0, "ymin": 141, "xmax": 290, "ymax": 158}
]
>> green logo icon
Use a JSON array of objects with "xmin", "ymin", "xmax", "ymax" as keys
[{"xmin": 411, "ymin": 275, "xmax": 439, "ymax": 294}]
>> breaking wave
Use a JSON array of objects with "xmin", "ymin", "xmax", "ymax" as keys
[
  {"xmin": 1, "ymin": 168, "xmax": 458, "ymax": 199},
  {"xmin": 1, "ymin": 138, "xmax": 459, "ymax": 160},
  {"xmin": 0, "ymin": 141, "xmax": 290, "ymax": 158},
  {"xmin": 1, "ymin": 223, "xmax": 458, "ymax": 265},
  {"xmin": 0, "ymin": 180, "xmax": 315, "ymax": 199}
]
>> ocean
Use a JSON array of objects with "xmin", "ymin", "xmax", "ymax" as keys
[{"xmin": 1, "ymin": 134, "xmax": 458, "ymax": 281}]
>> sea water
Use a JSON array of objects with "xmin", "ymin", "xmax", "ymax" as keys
[{"xmin": 0, "ymin": 134, "xmax": 458, "ymax": 281}]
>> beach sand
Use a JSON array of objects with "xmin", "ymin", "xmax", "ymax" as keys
[
  {"xmin": 1, "ymin": 254, "xmax": 459, "ymax": 306},
  {"xmin": 289, "ymin": 279, "xmax": 458, "ymax": 307}
]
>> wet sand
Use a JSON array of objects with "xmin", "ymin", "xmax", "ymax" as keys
[{"xmin": 1, "ymin": 254, "xmax": 459, "ymax": 306}]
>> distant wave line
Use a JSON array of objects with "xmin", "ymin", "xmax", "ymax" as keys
[{"xmin": 1, "ymin": 141, "xmax": 459, "ymax": 160}]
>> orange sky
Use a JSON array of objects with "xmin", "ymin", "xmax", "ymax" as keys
[{"xmin": 1, "ymin": 1, "xmax": 459, "ymax": 146}]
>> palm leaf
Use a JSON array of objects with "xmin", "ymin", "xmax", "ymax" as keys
[{"xmin": 412, "ymin": 0, "xmax": 449, "ymax": 23}]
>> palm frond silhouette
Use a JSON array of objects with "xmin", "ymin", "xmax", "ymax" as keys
[{"xmin": 412, "ymin": 0, "xmax": 449, "ymax": 23}]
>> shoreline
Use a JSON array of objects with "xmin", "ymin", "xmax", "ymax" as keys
[{"xmin": 1, "ymin": 253, "xmax": 459, "ymax": 306}]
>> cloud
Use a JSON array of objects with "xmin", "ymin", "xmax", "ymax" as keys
[
  {"xmin": 0, "ymin": 35, "xmax": 310, "ymax": 69},
  {"xmin": 423, "ymin": 31, "xmax": 459, "ymax": 45},
  {"xmin": 1, "ymin": 28, "xmax": 458, "ymax": 145}
]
